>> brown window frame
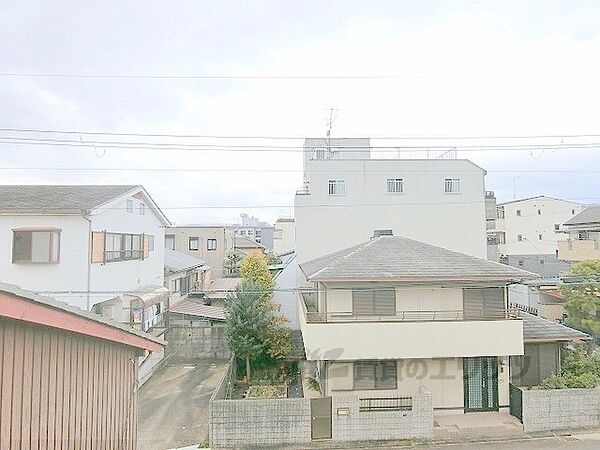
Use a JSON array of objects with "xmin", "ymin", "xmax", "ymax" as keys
[{"xmin": 12, "ymin": 228, "xmax": 61, "ymax": 264}]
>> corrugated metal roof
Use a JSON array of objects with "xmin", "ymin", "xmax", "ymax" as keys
[
  {"xmin": 169, "ymin": 299, "xmax": 226, "ymax": 321},
  {"xmin": 301, "ymin": 236, "xmax": 540, "ymax": 282},
  {"xmin": 0, "ymin": 282, "xmax": 165, "ymax": 346},
  {"xmin": 564, "ymin": 204, "xmax": 600, "ymax": 226},
  {"xmin": 164, "ymin": 248, "xmax": 208, "ymax": 273},
  {"xmin": 498, "ymin": 195, "xmax": 582, "ymax": 206},
  {"xmin": 0, "ymin": 185, "xmax": 138, "ymax": 214},
  {"xmin": 204, "ymin": 277, "xmax": 242, "ymax": 299},
  {"xmin": 521, "ymin": 312, "xmax": 590, "ymax": 342}
]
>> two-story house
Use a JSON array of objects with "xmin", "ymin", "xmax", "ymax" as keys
[
  {"xmin": 0, "ymin": 185, "xmax": 169, "ymax": 329},
  {"xmin": 165, "ymin": 225, "xmax": 235, "ymax": 278},
  {"xmin": 495, "ymin": 196, "xmax": 586, "ymax": 276},
  {"xmin": 558, "ymin": 205, "xmax": 600, "ymax": 262},
  {"xmin": 295, "ymin": 139, "xmax": 488, "ymax": 264},
  {"xmin": 298, "ymin": 235, "xmax": 538, "ymax": 414}
]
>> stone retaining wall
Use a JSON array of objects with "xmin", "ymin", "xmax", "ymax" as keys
[
  {"xmin": 520, "ymin": 387, "xmax": 600, "ymax": 432},
  {"xmin": 165, "ymin": 326, "xmax": 230, "ymax": 360}
]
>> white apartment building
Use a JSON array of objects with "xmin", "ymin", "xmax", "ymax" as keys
[
  {"xmin": 295, "ymin": 138, "xmax": 488, "ymax": 264},
  {"xmin": 273, "ymin": 217, "xmax": 295, "ymax": 255},
  {"xmin": 495, "ymin": 196, "xmax": 586, "ymax": 276},
  {"xmin": 233, "ymin": 213, "xmax": 274, "ymax": 251},
  {"xmin": 298, "ymin": 235, "xmax": 538, "ymax": 414},
  {"xmin": 0, "ymin": 185, "xmax": 169, "ymax": 326}
]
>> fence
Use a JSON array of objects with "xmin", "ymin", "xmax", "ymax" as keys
[{"xmin": 510, "ymin": 385, "xmax": 600, "ymax": 432}]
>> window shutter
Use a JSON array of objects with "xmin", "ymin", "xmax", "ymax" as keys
[
  {"xmin": 374, "ymin": 290, "xmax": 396, "ymax": 316},
  {"xmin": 352, "ymin": 291, "xmax": 374, "ymax": 315},
  {"xmin": 143, "ymin": 234, "xmax": 149, "ymax": 258},
  {"xmin": 353, "ymin": 362, "xmax": 375, "ymax": 390},
  {"xmin": 91, "ymin": 231, "xmax": 106, "ymax": 263}
]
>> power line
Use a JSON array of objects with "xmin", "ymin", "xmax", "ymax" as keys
[
  {"xmin": 0, "ymin": 72, "xmax": 558, "ymax": 80},
  {"xmin": 2, "ymin": 127, "xmax": 600, "ymax": 141}
]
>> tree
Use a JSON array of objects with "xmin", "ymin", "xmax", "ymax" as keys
[
  {"xmin": 224, "ymin": 281, "xmax": 273, "ymax": 381},
  {"xmin": 239, "ymin": 252, "xmax": 275, "ymax": 293},
  {"xmin": 561, "ymin": 260, "xmax": 600, "ymax": 335},
  {"xmin": 223, "ymin": 249, "xmax": 244, "ymax": 277}
]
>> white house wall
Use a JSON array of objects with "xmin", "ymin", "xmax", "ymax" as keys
[
  {"xmin": 0, "ymin": 215, "xmax": 89, "ymax": 309},
  {"xmin": 295, "ymin": 159, "xmax": 487, "ymax": 263}
]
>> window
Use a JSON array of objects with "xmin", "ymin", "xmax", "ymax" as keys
[
  {"xmin": 498, "ymin": 232, "xmax": 506, "ymax": 244},
  {"xmin": 189, "ymin": 237, "xmax": 199, "ymax": 251},
  {"xmin": 496, "ymin": 207, "xmax": 505, "ymax": 219},
  {"xmin": 538, "ymin": 234, "xmax": 543, "ymax": 240},
  {"xmin": 165, "ymin": 234, "xmax": 175, "ymax": 250},
  {"xmin": 537, "ymin": 209, "xmax": 541, "ymax": 215},
  {"xmin": 12, "ymin": 229, "xmax": 60, "ymax": 263},
  {"xmin": 354, "ymin": 361, "xmax": 397, "ymax": 390},
  {"xmin": 386, "ymin": 178, "xmax": 404, "ymax": 194},
  {"xmin": 517, "ymin": 234, "xmax": 523, "ymax": 242},
  {"xmin": 352, "ymin": 289, "xmax": 396, "ymax": 316},
  {"xmin": 147, "ymin": 235, "xmax": 155, "ymax": 251},
  {"xmin": 328, "ymin": 179, "xmax": 346, "ymax": 195},
  {"xmin": 104, "ymin": 233, "xmax": 143, "ymax": 262},
  {"xmin": 207, "ymin": 239, "xmax": 217, "ymax": 251},
  {"xmin": 518, "ymin": 260, "xmax": 524, "ymax": 267},
  {"xmin": 516, "ymin": 210, "xmax": 521, "ymax": 217},
  {"xmin": 444, "ymin": 178, "xmax": 461, "ymax": 193},
  {"xmin": 139, "ymin": 203, "xmax": 145, "ymax": 215},
  {"xmin": 240, "ymin": 230, "xmax": 246, "ymax": 236},
  {"xmin": 540, "ymin": 259, "xmax": 545, "ymax": 265},
  {"xmin": 126, "ymin": 199, "xmax": 133, "ymax": 213},
  {"xmin": 578, "ymin": 231, "xmax": 590, "ymax": 240},
  {"xmin": 572, "ymin": 209, "xmax": 576, "ymax": 215},
  {"xmin": 554, "ymin": 224, "xmax": 560, "ymax": 231},
  {"xmin": 313, "ymin": 147, "xmax": 329, "ymax": 160}
]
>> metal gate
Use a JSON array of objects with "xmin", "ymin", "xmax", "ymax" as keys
[
  {"xmin": 509, "ymin": 383, "xmax": 523, "ymax": 422},
  {"xmin": 310, "ymin": 397, "xmax": 332, "ymax": 440}
]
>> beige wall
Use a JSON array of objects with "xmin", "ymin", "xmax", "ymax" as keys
[
  {"xmin": 166, "ymin": 226, "xmax": 235, "ymax": 278},
  {"xmin": 326, "ymin": 357, "xmax": 510, "ymax": 411},
  {"xmin": 558, "ymin": 237, "xmax": 600, "ymax": 262},
  {"xmin": 273, "ymin": 218, "xmax": 295, "ymax": 255}
]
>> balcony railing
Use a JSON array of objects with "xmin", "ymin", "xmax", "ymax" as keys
[
  {"xmin": 104, "ymin": 249, "xmax": 144, "ymax": 262},
  {"xmin": 299, "ymin": 291, "xmax": 518, "ymax": 323}
]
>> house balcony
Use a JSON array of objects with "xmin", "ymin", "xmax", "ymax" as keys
[
  {"xmin": 298, "ymin": 291, "xmax": 524, "ymax": 361},
  {"xmin": 558, "ymin": 239, "xmax": 600, "ymax": 262}
]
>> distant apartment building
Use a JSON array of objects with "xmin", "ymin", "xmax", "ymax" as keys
[
  {"xmin": 0, "ymin": 185, "xmax": 169, "ymax": 325},
  {"xmin": 485, "ymin": 191, "xmax": 499, "ymax": 261},
  {"xmin": 273, "ymin": 217, "xmax": 295, "ymax": 255},
  {"xmin": 295, "ymin": 138, "xmax": 488, "ymax": 264},
  {"xmin": 558, "ymin": 204, "xmax": 600, "ymax": 262},
  {"xmin": 233, "ymin": 213, "xmax": 274, "ymax": 251},
  {"xmin": 495, "ymin": 196, "xmax": 586, "ymax": 277},
  {"xmin": 165, "ymin": 225, "xmax": 235, "ymax": 278}
]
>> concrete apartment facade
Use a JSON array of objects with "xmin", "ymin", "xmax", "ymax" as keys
[
  {"xmin": 295, "ymin": 140, "xmax": 488, "ymax": 265},
  {"xmin": 298, "ymin": 236, "xmax": 538, "ymax": 414},
  {"xmin": 273, "ymin": 217, "xmax": 295, "ymax": 255},
  {"xmin": 558, "ymin": 205, "xmax": 600, "ymax": 262},
  {"xmin": 495, "ymin": 196, "xmax": 586, "ymax": 276},
  {"xmin": 0, "ymin": 185, "xmax": 168, "ymax": 314},
  {"xmin": 233, "ymin": 213, "xmax": 274, "ymax": 251},
  {"xmin": 166, "ymin": 225, "xmax": 235, "ymax": 278}
]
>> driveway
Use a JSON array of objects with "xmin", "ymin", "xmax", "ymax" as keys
[{"xmin": 138, "ymin": 359, "xmax": 228, "ymax": 450}]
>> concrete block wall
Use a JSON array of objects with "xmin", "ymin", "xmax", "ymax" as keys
[
  {"xmin": 331, "ymin": 391, "xmax": 434, "ymax": 441},
  {"xmin": 165, "ymin": 326, "xmax": 230, "ymax": 360},
  {"xmin": 521, "ymin": 387, "xmax": 600, "ymax": 432},
  {"xmin": 210, "ymin": 398, "xmax": 312, "ymax": 447}
]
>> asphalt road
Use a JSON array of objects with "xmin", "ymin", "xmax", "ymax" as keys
[{"xmin": 137, "ymin": 359, "xmax": 227, "ymax": 450}]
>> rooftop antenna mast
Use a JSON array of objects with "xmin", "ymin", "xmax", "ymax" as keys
[{"xmin": 326, "ymin": 107, "xmax": 336, "ymax": 156}]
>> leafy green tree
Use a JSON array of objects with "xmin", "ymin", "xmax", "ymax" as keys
[
  {"xmin": 561, "ymin": 260, "xmax": 600, "ymax": 334},
  {"xmin": 223, "ymin": 249, "xmax": 244, "ymax": 277},
  {"xmin": 224, "ymin": 281, "xmax": 273, "ymax": 381},
  {"xmin": 239, "ymin": 252, "xmax": 275, "ymax": 293}
]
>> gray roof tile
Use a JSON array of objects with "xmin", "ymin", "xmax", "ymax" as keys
[
  {"xmin": 301, "ymin": 236, "xmax": 540, "ymax": 282},
  {"xmin": 0, "ymin": 184, "xmax": 139, "ymax": 214},
  {"xmin": 521, "ymin": 312, "xmax": 590, "ymax": 342},
  {"xmin": 564, "ymin": 204, "xmax": 600, "ymax": 226},
  {"xmin": 164, "ymin": 248, "xmax": 208, "ymax": 273}
]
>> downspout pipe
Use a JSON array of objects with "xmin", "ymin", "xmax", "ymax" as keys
[{"xmin": 83, "ymin": 212, "xmax": 92, "ymax": 311}]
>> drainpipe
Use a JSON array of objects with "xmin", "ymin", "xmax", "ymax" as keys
[{"xmin": 83, "ymin": 213, "xmax": 92, "ymax": 311}]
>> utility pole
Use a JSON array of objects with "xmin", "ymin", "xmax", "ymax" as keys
[{"xmin": 326, "ymin": 107, "xmax": 335, "ymax": 156}]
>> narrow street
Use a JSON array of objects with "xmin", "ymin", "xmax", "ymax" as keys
[{"xmin": 138, "ymin": 360, "xmax": 227, "ymax": 450}]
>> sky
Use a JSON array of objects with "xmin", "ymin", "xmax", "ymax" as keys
[{"xmin": 1, "ymin": 0, "xmax": 600, "ymax": 225}]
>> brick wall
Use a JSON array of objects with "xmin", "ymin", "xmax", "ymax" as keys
[
  {"xmin": 165, "ymin": 326, "xmax": 230, "ymax": 360},
  {"xmin": 331, "ymin": 391, "xmax": 434, "ymax": 441},
  {"xmin": 521, "ymin": 387, "xmax": 600, "ymax": 432}
]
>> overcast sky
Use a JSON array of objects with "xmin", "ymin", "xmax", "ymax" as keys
[{"xmin": 1, "ymin": 1, "xmax": 600, "ymax": 225}]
